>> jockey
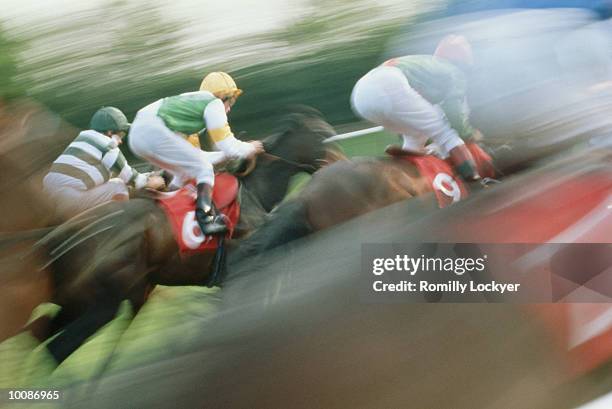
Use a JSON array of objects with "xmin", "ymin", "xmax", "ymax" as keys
[
  {"xmin": 128, "ymin": 72, "xmax": 264, "ymax": 235},
  {"xmin": 43, "ymin": 107, "xmax": 164, "ymax": 218},
  {"xmin": 351, "ymin": 35, "xmax": 484, "ymax": 181}
]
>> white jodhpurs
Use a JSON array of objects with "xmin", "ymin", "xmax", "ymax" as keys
[
  {"xmin": 351, "ymin": 66, "xmax": 465, "ymax": 156},
  {"xmin": 43, "ymin": 173, "xmax": 128, "ymax": 218},
  {"xmin": 128, "ymin": 101, "xmax": 226, "ymax": 187}
]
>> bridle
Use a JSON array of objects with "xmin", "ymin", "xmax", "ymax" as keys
[
  {"xmin": 233, "ymin": 152, "xmax": 318, "ymax": 178},
  {"xmin": 234, "ymin": 128, "xmax": 323, "ymax": 177},
  {"xmin": 260, "ymin": 152, "xmax": 318, "ymax": 173}
]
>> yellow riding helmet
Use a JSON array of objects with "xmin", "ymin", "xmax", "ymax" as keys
[{"xmin": 199, "ymin": 72, "xmax": 243, "ymax": 100}]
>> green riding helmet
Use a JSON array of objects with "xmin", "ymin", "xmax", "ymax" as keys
[{"xmin": 89, "ymin": 106, "xmax": 130, "ymax": 133}]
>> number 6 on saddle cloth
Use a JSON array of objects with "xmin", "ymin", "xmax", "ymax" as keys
[{"xmin": 157, "ymin": 173, "xmax": 240, "ymax": 253}]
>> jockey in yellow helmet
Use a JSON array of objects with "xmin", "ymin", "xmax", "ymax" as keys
[
  {"xmin": 186, "ymin": 72, "xmax": 244, "ymax": 148},
  {"xmin": 200, "ymin": 71, "xmax": 244, "ymax": 108},
  {"xmin": 128, "ymin": 72, "xmax": 263, "ymax": 235}
]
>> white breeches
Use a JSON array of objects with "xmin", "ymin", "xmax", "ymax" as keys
[
  {"xmin": 350, "ymin": 65, "xmax": 464, "ymax": 155},
  {"xmin": 128, "ymin": 103, "xmax": 226, "ymax": 187}
]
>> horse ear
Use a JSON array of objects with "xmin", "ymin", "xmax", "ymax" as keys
[
  {"xmin": 276, "ymin": 105, "xmax": 324, "ymax": 133},
  {"xmin": 261, "ymin": 113, "xmax": 301, "ymax": 152},
  {"xmin": 286, "ymin": 105, "xmax": 337, "ymax": 139},
  {"xmin": 275, "ymin": 113, "xmax": 305, "ymax": 135},
  {"xmin": 261, "ymin": 137, "xmax": 276, "ymax": 152},
  {"xmin": 266, "ymin": 105, "xmax": 335, "ymax": 151}
]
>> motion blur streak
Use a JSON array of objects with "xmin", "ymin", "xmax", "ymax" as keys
[
  {"xmin": 0, "ymin": 101, "xmax": 73, "ymax": 341},
  {"xmin": 63, "ymin": 138, "xmax": 612, "ymax": 407},
  {"xmin": 386, "ymin": 8, "xmax": 612, "ymax": 168},
  {"xmin": 61, "ymin": 199, "xmax": 570, "ymax": 409}
]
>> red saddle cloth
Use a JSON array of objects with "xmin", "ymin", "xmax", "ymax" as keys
[
  {"xmin": 466, "ymin": 142, "xmax": 496, "ymax": 179},
  {"xmin": 387, "ymin": 148, "xmax": 468, "ymax": 208},
  {"xmin": 156, "ymin": 173, "xmax": 240, "ymax": 254}
]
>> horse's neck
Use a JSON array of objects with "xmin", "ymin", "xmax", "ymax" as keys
[{"xmin": 241, "ymin": 161, "xmax": 297, "ymax": 212}]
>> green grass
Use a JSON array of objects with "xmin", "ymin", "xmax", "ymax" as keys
[
  {"xmin": 0, "ymin": 286, "xmax": 221, "ymax": 389},
  {"xmin": 334, "ymin": 130, "xmax": 399, "ymax": 158},
  {"xmin": 283, "ymin": 129, "xmax": 397, "ymax": 199}
]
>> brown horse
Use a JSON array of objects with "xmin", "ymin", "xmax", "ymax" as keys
[
  {"xmin": 0, "ymin": 99, "xmax": 78, "ymax": 342},
  {"xmin": 227, "ymin": 142, "xmax": 497, "ymax": 267},
  {"xmin": 2, "ymin": 106, "xmax": 336, "ymax": 363},
  {"xmin": 0, "ymin": 162, "xmax": 55, "ymax": 343}
]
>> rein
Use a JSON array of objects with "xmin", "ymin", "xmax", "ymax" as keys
[
  {"xmin": 261, "ymin": 152, "xmax": 318, "ymax": 173},
  {"xmin": 234, "ymin": 151, "xmax": 318, "ymax": 178}
]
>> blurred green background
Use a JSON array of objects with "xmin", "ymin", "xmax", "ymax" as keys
[{"xmin": 0, "ymin": 0, "xmax": 435, "ymax": 137}]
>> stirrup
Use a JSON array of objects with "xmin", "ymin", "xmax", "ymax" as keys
[{"xmin": 200, "ymin": 214, "xmax": 228, "ymax": 236}]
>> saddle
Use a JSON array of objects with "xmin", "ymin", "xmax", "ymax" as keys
[
  {"xmin": 386, "ymin": 144, "xmax": 468, "ymax": 208},
  {"xmin": 156, "ymin": 173, "xmax": 240, "ymax": 254}
]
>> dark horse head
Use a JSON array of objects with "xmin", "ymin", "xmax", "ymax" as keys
[{"xmin": 241, "ymin": 105, "xmax": 336, "ymax": 212}]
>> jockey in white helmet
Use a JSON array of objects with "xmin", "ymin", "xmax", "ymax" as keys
[{"xmin": 351, "ymin": 35, "xmax": 486, "ymax": 181}]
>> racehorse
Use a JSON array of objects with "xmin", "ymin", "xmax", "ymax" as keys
[
  {"xmin": 0, "ymin": 99, "xmax": 76, "ymax": 343},
  {"xmin": 228, "ymin": 141, "xmax": 497, "ymax": 267},
  {"xmin": 2, "ymin": 106, "xmax": 336, "ymax": 363}
]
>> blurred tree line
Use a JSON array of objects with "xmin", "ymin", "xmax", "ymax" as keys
[
  {"xmin": 1, "ymin": 0, "xmax": 408, "ymax": 138},
  {"xmin": 0, "ymin": 25, "xmax": 23, "ymax": 102}
]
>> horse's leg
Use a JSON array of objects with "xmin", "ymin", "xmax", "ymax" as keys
[
  {"xmin": 46, "ymin": 288, "xmax": 122, "ymax": 364},
  {"xmin": 46, "ymin": 243, "xmax": 146, "ymax": 363},
  {"xmin": 46, "ymin": 218, "xmax": 150, "ymax": 363},
  {"xmin": 0, "ymin": 243, "xmax": 53, "ymax": 343},
  {"xmin": 127, "ymin": 279, "xmax": 155, "ymax": 313},
  {"xmin": 152, "ymin": 252, "xmax": 214, "ymax": 286},
  {"xmin": 227, "ymin": 200, "xmax": 313, "ymax": 272},
  {"xmin": 47, "ymin": 304, "xmax": 81, "ymax": 337}
]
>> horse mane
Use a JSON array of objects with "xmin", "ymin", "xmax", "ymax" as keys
[{"xmin": 264, "ymin": 105, "xmax": 336, "ymax": 151}]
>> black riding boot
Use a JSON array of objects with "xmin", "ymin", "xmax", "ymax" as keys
[
  {"xmin": 448, "ymin": 144, "xmax": 481, "ymax": 182},
  {"xmin": 196, "ymin": 183, "xmax": 228, "ymax": 236}
]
